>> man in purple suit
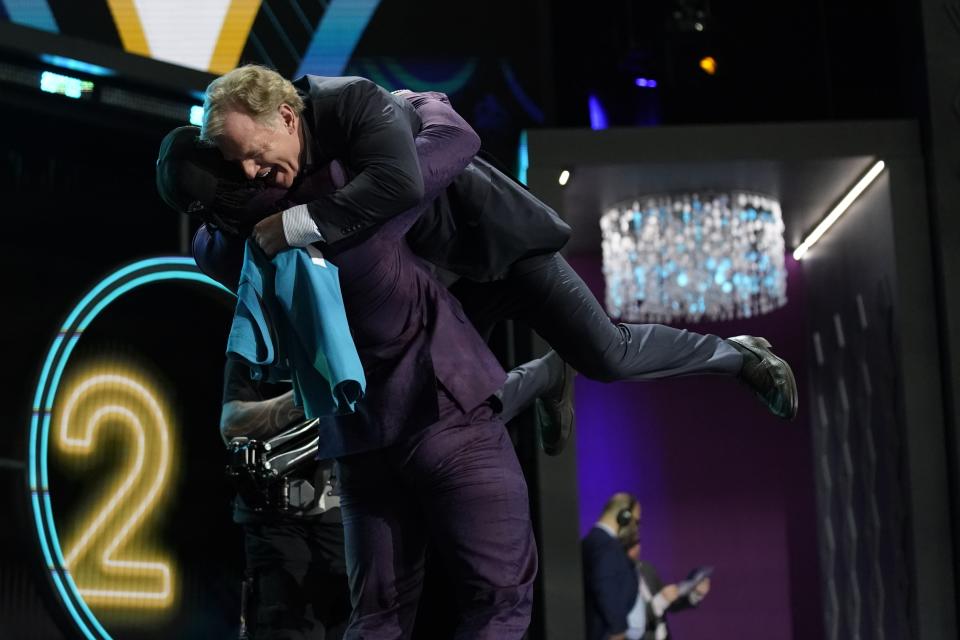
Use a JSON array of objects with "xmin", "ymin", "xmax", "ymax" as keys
[{"xmin": 158, "ymin": 98, "xmax": 543, "ymax": 637}]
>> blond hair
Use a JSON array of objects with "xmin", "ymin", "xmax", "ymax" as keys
[{"xmin": 200, "ymin": 64, "xmax": 305, "ymax": 142}]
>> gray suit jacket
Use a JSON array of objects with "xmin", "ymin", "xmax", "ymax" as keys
[{"xmin": 293, "ymin": 75, "xmax": 571, "ymax": 282}]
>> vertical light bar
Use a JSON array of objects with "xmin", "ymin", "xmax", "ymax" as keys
[
  {"xmin": 517, "ymin": 130, "xmax": 529, "ymax": 186},
  {"xmin": 295, "ymin": 0, "xmax": 383, "ymax": 77},
  {"xmin": 793, "ymin": 160, "xmax": 886, "ymax": 261},
  {"xmin": 588, "ymin": 94, "xmax": 608, "ymax": 130}
]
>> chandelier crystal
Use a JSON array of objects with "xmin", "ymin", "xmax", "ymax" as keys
[{"xmin": 600, "ymin": 191, "xmax": 787, "ymax": 323}]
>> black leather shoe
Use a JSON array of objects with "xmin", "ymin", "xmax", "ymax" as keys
[
  {"xmin": 535, "ymin": 351, "xmax": 576, "ymax": 455},
  {"xmin": 726, "ymin": 335, "xmax": 798, "ymax": 420}
]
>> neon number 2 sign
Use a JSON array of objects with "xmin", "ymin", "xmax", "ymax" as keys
[
  {"xmin": 28, "ymin": 257, "xmax": 231, "ymax": 640},
  {"xmin": 55, "ymin": 369, "xmax": 175, "ymax": 607}
]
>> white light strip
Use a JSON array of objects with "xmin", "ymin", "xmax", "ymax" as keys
[
  {"xmin": 559, "ymin": 169, "xmax": 571, "ymax": 186},
  {"xmin": 793, "ymin": 160, "xmax": 886, "ymax": 260}
]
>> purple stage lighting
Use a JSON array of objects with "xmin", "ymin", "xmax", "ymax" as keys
[
  {"xmin": 635, "ymin": 77, "xmax": 658, "ymax": 88},
  {"xmin": 588, "ymin": 94, "xmax": 608, "ymax": 130}
]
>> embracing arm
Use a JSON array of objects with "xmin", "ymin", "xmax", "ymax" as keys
[
  {"xmin": 397, "ymin": 90, "xmax": 480, "ymax": 198},
  {"xmin": 298, "ymin": 78, "xmax": 424, "ymax": 245},
  {"xmin": 282, "ymin": 87, "xmax": 481, "ymax": 248}
]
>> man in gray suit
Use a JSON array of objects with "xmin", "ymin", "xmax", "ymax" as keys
[{"xmin": 199, "ymin": 65, "xmax": 798, "ymax": 423}]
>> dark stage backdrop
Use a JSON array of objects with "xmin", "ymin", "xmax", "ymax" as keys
[
  {"xmin": 0, "ymin": 91, "xmax": 249, "ymax": 638},
  {"xmin": 33, "ymin": 283, "xmax": 242, "ymax": 638},
  {"xmin": 568, "ymin": 252, "xmax": 822, "ymax": 640},
  {"xmin": 347, "ymin": 0, "xmax": 551, "ymax": 168},
  {"xmin": 0, "ymin": 0, "xmax": 551, "ymax": 169},
  {"xmin": 801, "ymin": 173, "xmax": 914, "ymax": 640}
]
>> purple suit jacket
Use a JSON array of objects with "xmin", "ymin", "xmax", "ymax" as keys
[{"xmin": 196, "ymin": 92, "xmax": 506, "ymax": 458}]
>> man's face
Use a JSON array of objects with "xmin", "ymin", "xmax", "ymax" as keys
[{"xmin": 217, "ymin": 105, "xmax": 301, "ymax": 189}]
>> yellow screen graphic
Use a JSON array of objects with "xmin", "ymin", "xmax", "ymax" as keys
[
  {"xmin": 54, "ymin": 363, "xmax": 177, "ymax": 610},
  {"xmin": 105, "ymin": 0, "xmax": 261, "ymax": 73}
]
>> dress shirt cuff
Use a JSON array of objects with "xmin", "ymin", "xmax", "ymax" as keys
[
  {"xmin": 282, "ymin": 205, "xmax": 324, "ymax": 247},
  {"xmin": 652, "ymin": 593, "xmax": 670, "ymax": 617}
]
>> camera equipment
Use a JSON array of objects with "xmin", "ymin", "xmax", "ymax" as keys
[{"xmin": 225, "ymin": 418, "xmax": 337, "ymax": 514}]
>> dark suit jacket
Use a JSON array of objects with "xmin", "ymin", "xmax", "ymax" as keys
[
  {"xmin": 292, "ymin": 75, "xmax": 425, "ymax": 244},
  {"xmin": 582, "ymin": 527, "xmax": 639, "ymax": 640},
  {"xmin": 292, "ymin": 75, "xmax": 571, "ymax": 282}
]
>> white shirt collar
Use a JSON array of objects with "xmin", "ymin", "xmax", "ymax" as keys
[{"xmin": 595, "ymin": 522, "xmax": 618, "ymax": 538}]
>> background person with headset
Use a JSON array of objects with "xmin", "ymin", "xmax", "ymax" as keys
[{"xmin": 582, "ymin": 493, "xmax": 644, "ymax": 640}]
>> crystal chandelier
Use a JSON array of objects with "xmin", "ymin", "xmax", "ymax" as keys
[{"xmin": 600, "ymin": 191, "xmax": 787, "ymax": 323}]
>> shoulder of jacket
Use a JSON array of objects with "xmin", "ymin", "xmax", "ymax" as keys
[{"xmin": 296, "ymin": 75, "xmax": 374, "ymax": 97}]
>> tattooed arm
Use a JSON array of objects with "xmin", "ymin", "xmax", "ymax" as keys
[
  {"xmin": 220, "ymin": 391, "xmax": 306, "ymax": 444},
  {"xmin": 219, "ymin": 360, "xmax": 306, "ymax": 444}
]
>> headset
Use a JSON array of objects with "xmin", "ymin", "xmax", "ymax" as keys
[{"xmin": 616, "ymin": 494, "xmax": 638, "ymax": 528}]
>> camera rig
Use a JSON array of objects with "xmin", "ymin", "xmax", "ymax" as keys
[{"xmin": 225, "ymin": 417, "xmax": 338, "ymax": 514}]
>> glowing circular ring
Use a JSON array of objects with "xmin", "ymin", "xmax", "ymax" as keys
[{"xmin": 27, "ymin": 257, "xmax": 231, "ymax": 640}]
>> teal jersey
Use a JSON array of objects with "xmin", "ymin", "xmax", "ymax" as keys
[{"xmin": 227, "ymin": 240, "xmax": 365, "ymax": 418}]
